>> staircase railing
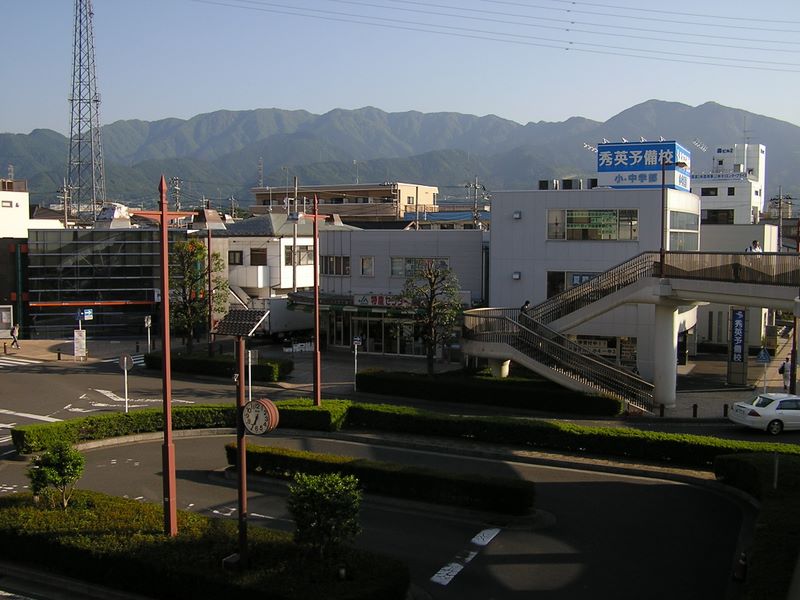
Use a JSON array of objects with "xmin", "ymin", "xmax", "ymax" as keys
[
  {"xmin": 464, "ymin": 252, "xmax": 800, "ymax": 412},
  {"xmin": 463, "ymin": 308, "xmax": 654, "ymax": 412}
]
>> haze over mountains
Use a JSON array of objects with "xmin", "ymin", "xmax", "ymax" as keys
[{"xmin": 2, "ymin": 99, "xmax": 798, "ymax": 208}]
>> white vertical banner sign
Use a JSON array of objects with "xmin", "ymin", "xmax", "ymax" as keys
[{"xmin": 73, "ymin": 329, "xmax": 87, "ymax": 361}]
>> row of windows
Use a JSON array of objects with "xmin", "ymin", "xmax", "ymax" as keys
[
  {"xmin": 700, "ymin": 187, "xmax": 736, "ymax": 197},
  {"xmin": 547, "ymin": 209, "xmax": 639, "ymax": 241},
  {"xmin": 228, "ymin": 246, "xmax": 315, "ymax": 267},
  {"xmin": 319, "ymin": 256, "xmax": 449, "ymax": 278}
]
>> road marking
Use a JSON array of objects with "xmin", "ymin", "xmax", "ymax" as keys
[
  {"xmin": 213, "ymin": 507, "xmax": 237, "ymax": 517},
  {"xmin": 0, "ymin": 437, "xmax": 11, "ymax": 444},
  {"xmin": 93, "ymin": 389, "xmax": 195, "ymax": 405},
  {"xmin": 0, "ymin": 357, "xmax": 42, "ymax": 367},
  {"xmin": 430, "ymin": 528, "xmax": 502, "ymax": 586},
  {"xmin": 101, "ymin": 354, "xmax": 145, "ymax": 365},
  {"xmin": 0, "ymin": 409, "xmax": 61, "ymax": 423}
]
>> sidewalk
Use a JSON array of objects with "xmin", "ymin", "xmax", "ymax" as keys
[{"xmin": 5, "ymin": 335, "xmax": 795, "ymax": 419}]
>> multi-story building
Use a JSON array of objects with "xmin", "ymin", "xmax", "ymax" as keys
[
  {"xmin": 691, "ymin": 143, "xmax": 766, "ymax": 225},
  {"xmin": 250, "ymin": 182, "xmax": 439, "ymax": 224}
]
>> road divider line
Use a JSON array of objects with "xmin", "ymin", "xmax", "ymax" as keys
[
  {"xmin": 0, "ymin": 409, "xmax": 61, "ymax": 423},
  {"xmin": 430, "ymin": 527, "xmax": 502, "ymax": 586}
]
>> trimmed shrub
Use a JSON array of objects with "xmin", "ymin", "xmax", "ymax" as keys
[
  {"xmin": 144, "ymin": 351, "xmax": 293, "ymax": 382},
  {"xmin": 226, "ymin": 442, "xmax": 536, "ymax": 515},
  {"xmin": 27, "ymin": 441, "xmax": 85, "ymax": 509},
  {"xmin": 288, "ymin": 473, "xmax": 362, "ymax": 561},
  {"xmin": 0, "ymin": 491, "xmax": 409, "ymax": 600},
  {"xmin": 355, "ymin": 369, "xmax": 623, "ymax": 416}
]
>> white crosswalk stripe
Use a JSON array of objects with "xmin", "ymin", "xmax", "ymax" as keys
[
  {"xmin": 0, "ymin": 356, "xmax": 42, "ymax": 368},
  {"xmin": 100, "ymin": 354, "xmax": 146, "ymax": 366}
]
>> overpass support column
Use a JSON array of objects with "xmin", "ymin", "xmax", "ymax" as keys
[
  {"xmin": 653, "ymin": 304, "xmax": 679, "ymax": 408},
  {"xmin": 489, "ymin": 359, "xmax": 510, "ymax": 378}
]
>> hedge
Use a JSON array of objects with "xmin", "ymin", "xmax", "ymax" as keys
[
  {"xmin": 225, "ymin": 442, "xmax": 535, "ymax": 515},
  {"xmin": 0, "ymin": 491, "xmax": 409, "ymax": 600},
  {"xmin": 144, "ymin": 351, "xmax": 293, "ymax": 382},
  {"xmin": 13, "ymin": 401, "xmax": 800, "ymax": 470},
  {"xmin": 355, "ymin": 369, "xmax": 624, "ymax": 416}
]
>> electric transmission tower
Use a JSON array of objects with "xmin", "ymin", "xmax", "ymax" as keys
[{"xmin": 67, "ymin": 0, "xmax": 106, "ymax": 221}]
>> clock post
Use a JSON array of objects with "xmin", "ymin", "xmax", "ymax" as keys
[{"xmin": 212, "ymin": 309, "xmax": 271, "ymax": 570}]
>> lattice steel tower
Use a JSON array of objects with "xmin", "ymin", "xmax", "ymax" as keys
[{"xmin": 67, "ymin": 0, "xmax": 106, "ymax": 220}]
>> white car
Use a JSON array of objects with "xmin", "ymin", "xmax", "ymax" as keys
[{"xmin": 729, "ymin": 393, "xmax": 800, "ymax": 435}]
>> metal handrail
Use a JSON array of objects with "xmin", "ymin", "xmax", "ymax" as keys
[
  {"xmin": 463, "ymin": 310, "xmax": 653, "ymax": 412},
  {"xmin": 463, "ymin": 251, "xmax": 800, "ymax": 413}
]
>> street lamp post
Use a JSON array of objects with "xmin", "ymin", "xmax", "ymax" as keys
[
  {"xmin": 659, "ymin": 158, "xmax": 688, "ymax": 277},
  {"xmin": 312, "ymin": 193, "xmax": 322, "ymax": 407}
]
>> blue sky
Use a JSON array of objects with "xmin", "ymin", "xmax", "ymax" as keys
[{"xmin": 3, "ymin": 0, "xmax": 799, "ymax": 135}]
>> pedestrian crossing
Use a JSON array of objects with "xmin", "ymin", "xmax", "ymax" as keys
[
  {"xmin": 100, "ymin": 354, "xmax": 146, "ymax": 367},
  {"xmin": 0, "ymin": 356, "xmax": 42, "ymax": 369}
]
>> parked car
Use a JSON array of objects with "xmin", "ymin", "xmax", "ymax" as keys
[{"xmin": 729, "ymin": 393, "xmax": 800, "ymax": 435}]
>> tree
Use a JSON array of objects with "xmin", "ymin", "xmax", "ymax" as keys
[
  {"xmin": 287, "ymin": 472, "xmax": 362, "ymax": 562},
  {"xmin": 26, "ymin": 442, "xmax": 85, "ymax": 510},
  {"xmin": 400, "ymin": 258, "xmax": 463, "ymax": 376},
  {"xmin": 168, "ymin": 238, "xmax": 228, "ymax": 352}
]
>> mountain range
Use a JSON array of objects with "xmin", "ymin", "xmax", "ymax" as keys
[{"xmin": 2, "ymin": 100, "xmax": 798, "ymax": 209}]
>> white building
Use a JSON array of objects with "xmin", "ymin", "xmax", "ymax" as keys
[
  {"xmin": 309, "ymin": 229, "xmax": 487, "ymax": 355},
  {"xmin": 691, "ymin": 144, "xmax": 766, "ymax": 225},
  {"xmin": 0, "ymin": 179, "xmax": 31, "ymax": 238},
  {"xmin": 489, "ymin": 185, "xmax": 701, "ymax": 379}
]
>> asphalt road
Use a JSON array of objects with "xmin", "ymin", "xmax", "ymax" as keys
[{"xmin": 0, "ymin": 361, "xmax": 757, "ymax": 599}]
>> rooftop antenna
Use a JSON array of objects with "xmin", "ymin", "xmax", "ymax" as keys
[
  {"xmin": 66, "ymin": 0, "xmax": 106, "ymax": 221},
  {"xmin": 257, "ymin": 157, "xmax": 264, "ymax": 187}
]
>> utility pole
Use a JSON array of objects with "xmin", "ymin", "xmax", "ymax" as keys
[
  {"xmin": 170, "ymin": 176, "xmax": 182, "ymax": 211},
  {"xmin": 465, "ymin": 176, "xmax": 486, "ymax": 229}
]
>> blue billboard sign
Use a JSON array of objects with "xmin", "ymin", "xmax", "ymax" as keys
[
  {"xmin": 730, "ymin": 308, "xmax": 745, "ymax": 363},
  {"xmin": 596, "ymin": 141, "xmax": 691, "ymax": 191}
]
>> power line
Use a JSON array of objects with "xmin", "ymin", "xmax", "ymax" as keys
[{"xmin": 191, "ymin": 0, "xmax": 800, "ymax": 71}]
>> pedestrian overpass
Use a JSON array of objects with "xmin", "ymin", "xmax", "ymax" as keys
[{"xmin": 461, "ymin": 251, "xmax": 800, "ymax": 413}]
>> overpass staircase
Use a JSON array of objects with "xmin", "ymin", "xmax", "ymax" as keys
[{"xmin": 462, "ymin": 251, "xmax": 800, "ymax": 413}]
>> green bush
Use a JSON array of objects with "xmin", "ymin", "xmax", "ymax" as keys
[
  {"xmin": 144, "ymin": 351, "xmax": 293, "ymax": 382},
  {"xmin": 226, "ymin": 442, "xmax": 536, "ymax": 515},
  {"xmin": 355, "ymin": 369, "xmax": 623, "ymax": 416},
  {"xmin": 288, "ymin": 473, "xmax": 362, "ymax": 561},
  {"xmin": 0, "ymin": 491, "xmax": 409, "ymax": 600},
  {"xmin": 27, "ymin": 441, "xmax": 85, "ymax": 509}
]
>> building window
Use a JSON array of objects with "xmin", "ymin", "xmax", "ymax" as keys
[
  {"xmin": 547, "ymin": 209, "xmax": 565, "ymax": 239},
  {"xmin": 701, "ymin": 187, "xmax": 719, "ymax": 197},
  {"xmin": 669, "ymin": 231, "xmax": 699, "ymax": 251},
  {"xmin": 391, "ymin": 257, "xmax": 449, "ymax": 277},
  {"xmin": 407, "ymin": 196, "xmax": 414, "ymax": 205},
  {"xmin": 360, "ymin": 256, "xmax": 374, "ymax": 277},
  {"xmin": 553, "ymin": 209, "xmax": 639, "ymax": 241},
  {"xmin": 228, "ymin": 251, "xmax": 243, "ymax": 265},
  {"xmin": 284, "ymin": 245, "xmax": 313, "ymax": 266},
  {"xmin": 250, "ymin": 248, "xmax": 268, "ymax": 266},
  {"xmin": 701, "ymin": 209, "xmax": 734, "ymax": 224},
  {"xmin": 727, "ymin": 187, "xmax": 736, "ymax": 196},
  {"xmin": 321, "ymin": 255, "xmax": 350, "ymax": 276},
  {"xmin": 670, "ymin": 211, "xmax": 699, "ymax": 231},
  {"xmin": 618, "ymin": 209, "xmax": 639, "ymax": 240},
  {"xmin": 1, "ymin": 201, "xmax": 12, "ymax": 208}
]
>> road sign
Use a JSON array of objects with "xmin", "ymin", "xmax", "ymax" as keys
[
  {"xmin": 144, "ymin": 315, "xmax": 151, "ymax": 328},
  {"xmin": 82, "ymin": 308, "xmax": 94, "ymax": 321},
  {"xmin": 119, "ymin": 354, "xmax": 134, "ymax": 372},
  {"xmin": 353, "ymin": 336, "xmax": 362, "ymax": 347},
  {"xmin": 757, "ymin": 348, "xmax": 771, "ymax": 364}
]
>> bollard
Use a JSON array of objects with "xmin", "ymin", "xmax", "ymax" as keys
[
  {"xmin": 692, "ymin": 404, "xmax": 698, "ymax": 418},
  {"xmin": 723, "ymin": 404, "xmax": 728, "ymax": 418},
  {"xmin": 57, "ymin": 350, "xmax": 62, "ymax": 360},
  {"xmin": 136, "ymin": 341, "xmax": 140, "ymax": 353},
  {"xmin": 3, "ymin": 342, "xmax": 6, "ymax": 355},
  {"xmin": 659, "ymin": 404, "xmax": 665, "ymax": 417}
]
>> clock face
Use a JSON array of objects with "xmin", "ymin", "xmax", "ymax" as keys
[{"xmin": 243, "ymin": 400, "xmax": 271, "ymax": 435}]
